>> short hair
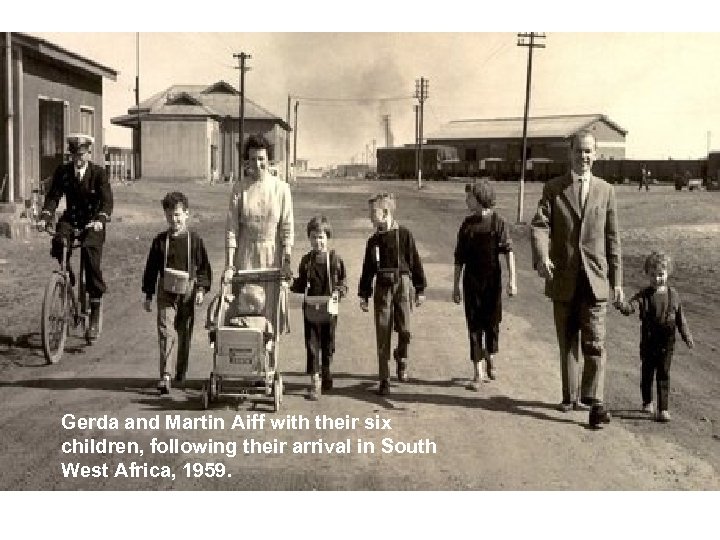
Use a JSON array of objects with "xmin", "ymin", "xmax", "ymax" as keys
[
  {"xmin": 644, "ymin": 251, "xmax": 672, "ymax": 275},
  {"xmin": 368, "ymin": 192, "xmax": 396, "ymax": 212},
  {"xmin": 161, "ymin": 191, "xmax": 189, "ymax": 211},
  {"xmin": 244, "ymin": 133, "xmax": 273, "ymax": 161},
  {"xmin": 239, "ymin": 284, "xmax": 266, "ymax": 311},
  {"xmin": 466, "ymin": 180, "xmax": 496, "ymax": 209},
  {"xmin": 307, "ymin": 215, "xmax": 333, "ymax": 238},
  {"xmin": 570, "ymin": 130, "xmax": 597, "ymax": 150}
]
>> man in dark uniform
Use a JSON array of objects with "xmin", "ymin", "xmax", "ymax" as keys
[{"xmin": 38, "ymin": 134, "xmax": 113, "ymax": 341}]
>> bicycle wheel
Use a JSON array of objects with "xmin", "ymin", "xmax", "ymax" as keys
[{"xmin": 41, "ymin": 273, "xmax": 69, "ymax": 364}]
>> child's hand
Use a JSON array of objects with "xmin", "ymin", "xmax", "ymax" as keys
[
  {"xmin": 195, "ymin": 290, "xmax": 205, "ymax": 305},
  {"xmin": 687, "ymin": 337, "xmax": 695, "ymax": 349},
  {"xmin": 415, "ymin": 294, "xmax": 425, "ymax": 307},
  {"xmin": 142, "ymin": 298, "xmax": 152, "ymax": 313},
  {"xmin": 359, "ymin": 298, "xmax": 369, "ymax": 312}
]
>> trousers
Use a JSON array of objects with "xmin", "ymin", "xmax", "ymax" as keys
[
  {"xmin": 156, "ymin": 284, "xmax": 195, "ymax": 380},
  {"xmin": 552, "ymin": 271, "xmax": 607, "ymax": 404},
  {"xmin": 373, "ymin": 274, "xmax": 412, "ymax": 381}
]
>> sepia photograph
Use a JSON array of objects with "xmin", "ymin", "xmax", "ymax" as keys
[{"xmin": 1, "ymin": 2, "xmax": 717, "ymax": 537}]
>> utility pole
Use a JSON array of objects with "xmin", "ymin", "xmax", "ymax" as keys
[
  {"xmin": 234, "ymin": 52, "xmax": 252, "ymax": 181},
  {"xmin": 707, "ymin": 130, "xmax": 711, "ymax": 156},
  {"xmin": 4, "ymin": 32, "xmax": 14, "ymax": 203},
  {"xmin": 415, "ymin": 77, "xmax": 429, "ymax": 189},
  {"xmin": 134, "ymin": 32, "xmax": 141, "ymax": 180},
  {"xmin": 516, "ymin": 32, "xmax": 545, "ymax": 223},
  {"xmin": 414, "ymin": 104, "xmax": 419, "ymax": 180},
  {"xmin": 293, "ymin": 100, "xmax": 299, "ymax": 175},
  {"xmin": 286, "ymin": 95, "xmax": 291, "ymax": 182}
]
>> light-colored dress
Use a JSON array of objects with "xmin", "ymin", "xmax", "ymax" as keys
[
  {"xmin": 225, "ymin": 174, "xmax": 294, "ymax": 334},
  {"xmin": 226, "ymin": 174, "xmax": 294, "ymax": 270}
]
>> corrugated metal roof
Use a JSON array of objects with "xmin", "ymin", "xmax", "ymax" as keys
[
  {"xmin": 122, "ymin": 82, "xmax": 286, "ymax": 124},
  {"xmin": 427, "ymin": 114, "xmax": 626, "ymax": 140},
  {"xmin": 14, "ymin": 33, "xmax": 118, "ymax": 81}
]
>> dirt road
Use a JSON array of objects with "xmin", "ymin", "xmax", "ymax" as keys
[{"xmin": 0, "ymin": 178, "xmax": 718, "ymax": 491}]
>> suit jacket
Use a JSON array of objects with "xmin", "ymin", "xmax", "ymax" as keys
[
  {"xmin": 42, "ymin": 161, "xmax": 113, "ymax": 226},
  {"xmin": 530, "ymin": 173, "xmax": 622, "ymax": 302}
]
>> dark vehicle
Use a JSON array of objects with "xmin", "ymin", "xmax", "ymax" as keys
[{"xmin": 376, "ymin": 145, "xmax": 458, "ymax": 180}]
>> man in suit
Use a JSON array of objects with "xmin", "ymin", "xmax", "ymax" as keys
[
  {"xmin": 531, "ymin": 130, "xmax": 623, "ymax": 429},
  {"xmin": 39, "ymin": 134, "xmax": 113, "ymax": 342}
]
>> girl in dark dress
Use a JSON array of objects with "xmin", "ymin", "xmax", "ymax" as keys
[{"xmin": 453, "ymin": 181, "xmax": 517, "ymax": 390}]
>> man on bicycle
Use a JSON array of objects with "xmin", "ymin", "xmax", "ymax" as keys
[{"xmin": 38, "ymin": 134, "xmax": 113, "ymax": 342}]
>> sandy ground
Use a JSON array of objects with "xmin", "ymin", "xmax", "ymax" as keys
[{"xmin": 0, "ymin": 178, "xmax": 718, "ymax": 494}]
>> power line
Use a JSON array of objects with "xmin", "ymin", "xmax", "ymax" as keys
[{"xmin": 292, "ymin": 95, "xmax": 413, "ymax": 103}]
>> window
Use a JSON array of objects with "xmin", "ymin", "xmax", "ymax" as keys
[
  {"xmin": 80, "ymin": 107, "xmax": 94, "ymax": 138},
  {"xmin": 465, "ymin": 148, "xmax": 477, "ymax": 162}
]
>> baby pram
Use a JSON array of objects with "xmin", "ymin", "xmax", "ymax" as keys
[{"xmin": 203, "ymin": 268, "xmax": 286, "ymax": 411}]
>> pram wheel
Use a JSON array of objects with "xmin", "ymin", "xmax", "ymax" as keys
[
  {"xmin": 273, "ymin": 373, "xmax": 283, "ymax": 412},
  {"xmin": 209, "ymin": 373, "xmax": 218, "ymax": 401}
]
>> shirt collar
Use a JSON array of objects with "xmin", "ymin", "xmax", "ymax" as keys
[
  {"xmin": 571, "ymin": 170, "xmax": 591, "ymax": 183},
  {"xmin": 75, "ymin": 163, "xmax": 88, "ymax": 179}
]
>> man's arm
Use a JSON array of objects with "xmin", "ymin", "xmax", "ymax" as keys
[
  {"xmin": 530, "ymin": 183, "xmax": 554, "ymax": 279},
  {"xmin": 94, "ymin": 164, "xmax": 113, "ymax": 225},
  {"xmin": 39, "ymin": 166, "xmax": 66, "ymax": 222},
  {"xmin": 604, "ymin": 185, "xmax": 623, "ymax": 303}
]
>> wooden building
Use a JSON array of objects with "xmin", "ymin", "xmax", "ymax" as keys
[
  {"xmin": 426, "ymin": 114, "xmax": 627, "ymax": 177},
  {"xmin": 1, "ymin": 32, "xmax": 117, "ymax": 209},
  {"xmin": 111, "ymin": 81, "xmax": 290, "ymax": 181}
]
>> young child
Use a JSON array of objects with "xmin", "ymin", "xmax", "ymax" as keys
[
  {"xmin": 453, "ymin": 181, "xmax": 517, "ymax": 390},
  {"xmin": 142, "ymin": 192, "xmax": 212, "ymax": 394},
  {"xmin": 358, "ymin": 193, "xmax": 426, "ymax": 396},
  {"xmin": 616, "ymin": 251, "xmax": 694, "ymax": 422},
  {"xmin": 290, "ymin": 216, "xmax": 347, "ymax": 400}
]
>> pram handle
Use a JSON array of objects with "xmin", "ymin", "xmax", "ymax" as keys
[{"xmin": 221, "ymin": 268, "xmax": 288, "ymax": 285}]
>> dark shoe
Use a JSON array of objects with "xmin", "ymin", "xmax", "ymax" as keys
[
  {"xmin": 589, "ymin": 405, "xmax": 611, "ymax": 429},
  {"xmin": 396, "ymin": 361, "xmax": 408, "ymax": 382},
  {"xmin": 580, "ymin": 397, "xmax": 595, "ymax": 407},
  {"xmin": 174, "ymin": 374, "xmax": 186, "ymax": 389},
  {"xmin": 86, "ymin": 299, "xmax": 102, "ymax": 341},
  {"xmin": 557, "ymin": 401, "xmax": 574, "ymax": 412},
  {"xmin": 157, "ymin": 374, "xmax": 171, "ymax": 395},
  {"xmin": 376, "ymin": 379, "xmax": 390, "ymax": 396},
  {"xmin": 321, "ymin": 367, "xmax": 333, "ymax": 391}
]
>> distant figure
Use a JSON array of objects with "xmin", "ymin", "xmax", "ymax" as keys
[
  {"xmin": 453, "ymin": 181, "xmax": 517, "ymax": 390},
  {"xmin": 530, "ymin": 130, "xmax": 624, "ymax": 429},
  {"xmin": 639, "ymin": 165, "xmax": 650, "ymax": 191},
  {"xmin": 615, "ymin": 251, "xmax": 694, "ymax": 422}
]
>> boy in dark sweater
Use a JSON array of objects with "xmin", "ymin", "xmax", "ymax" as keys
[
  {"xmin": 616, "ymin": 251, "xmax": 694, "ymax": 422},
  {"xmin": 142, "ymin": 192, "xmax": 212, "ymax": 394},
  {"xmin": 290, "ymin": 216, "xmax": 348, "ymax": 400},
  {"xmin": 358, "ymin": 193, "xmax": 426, "ymax": 396}
]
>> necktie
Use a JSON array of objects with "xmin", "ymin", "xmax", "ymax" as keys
[{"xmin": 579, "ymin": 176, "xmax": 588, "ymax": 211}]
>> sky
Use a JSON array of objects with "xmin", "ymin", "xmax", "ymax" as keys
[{"xmin": 20, "ymin": 4, "xmax": 720, "ymax": 168}]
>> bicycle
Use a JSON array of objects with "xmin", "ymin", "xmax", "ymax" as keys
[{"xmin": 40, "ymin": 225, "xmax": 101, "ymax": 364}]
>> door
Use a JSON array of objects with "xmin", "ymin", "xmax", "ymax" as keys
[{"xmin": 39, "ymin": 99, "xmax": 65, "ymax": 188}]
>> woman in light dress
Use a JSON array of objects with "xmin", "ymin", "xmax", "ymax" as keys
[{"xmin": 224, "ymin": 134, "xmax": 294, "ymax": 331}]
